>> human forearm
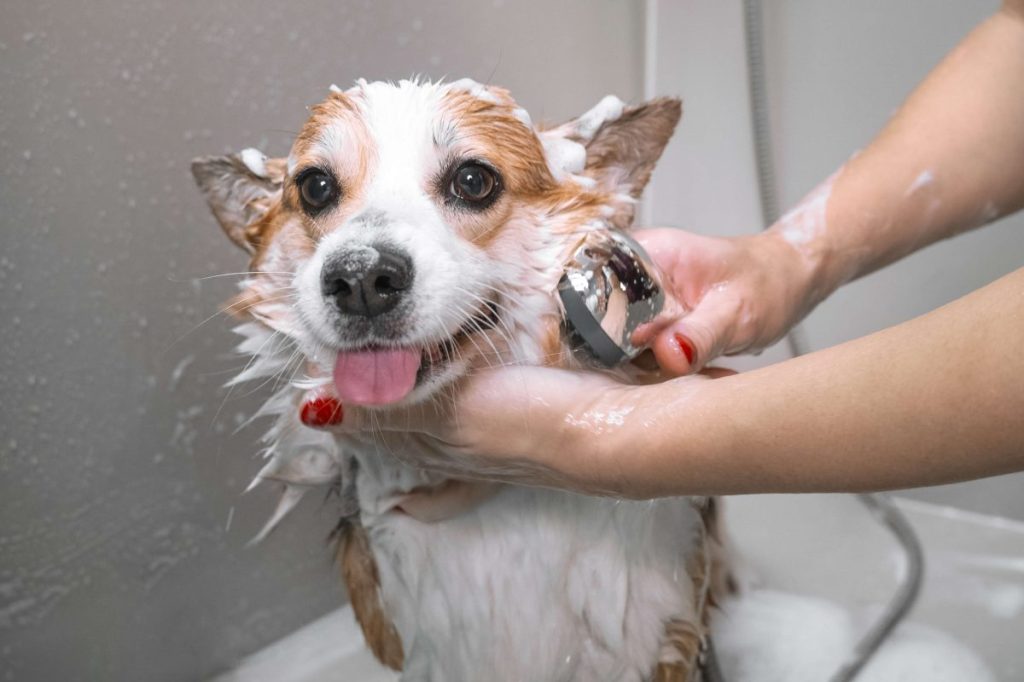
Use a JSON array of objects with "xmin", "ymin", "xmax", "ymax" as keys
[
  {"xmin": 769, "ymin": 4, "xmax": 1024, "ymax": 304},
  {"xmin": 607, "ymin": 267, "xmax": 1024, "ymax": 497},
  {"xmin": 637, "ymin": 6, "xmax": 1024, "ymax": 374}
]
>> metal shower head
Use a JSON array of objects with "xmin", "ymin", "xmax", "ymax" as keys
[{"xmin": 558, "ymin": 230, "xmax": 665, "ymax": 368}]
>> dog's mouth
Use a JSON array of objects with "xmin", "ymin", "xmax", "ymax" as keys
[{"xmin": 331, "ymin": 300, "xmax": 500, "ymax": 406}]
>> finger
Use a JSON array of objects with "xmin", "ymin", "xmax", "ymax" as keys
[
  {"xmin": 298, "ymin": 387, "xmax": 443, "ymax": 436},
  {"xmin": 298, "ymin": 388, "xmax": 345, "ymax": 428},
  {"xmin": 650, "ymin": 328, "xmax": 696, "ymax": 377},
  {"xmin": 630, "ymin": 294, "xmax": 689, "ymax": 349},
  {"xmin": 632, "ymin": 228, "xmax": 688, "ymax": 277},
  {"xmin": 633, "ymin": 227, "xmax": 721, "ymax": 284},
  {"xmin": 650, "ymin": 288, "xmax": 740, "ymax": 375}
]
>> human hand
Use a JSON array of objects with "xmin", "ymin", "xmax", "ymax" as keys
[
  {"xmin": 301, "ymin": 363, "xmax": 734, "ymax": 497},
  {"xmin": 631, "ymin": 228, "xmax": 826, "ymax": 375},
  {"xmin": 302, "ymin": 365, "xmax": 631, "ymax": 493}
]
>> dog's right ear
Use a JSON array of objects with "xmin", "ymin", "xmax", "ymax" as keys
[{"xmin": 191, "ymin": 149, "xmax": 285, "ymax": 255}]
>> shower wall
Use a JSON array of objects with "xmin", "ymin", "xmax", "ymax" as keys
[{"xmin": 0, "ymin": 1, "xmax": 642, "ymax": 679}]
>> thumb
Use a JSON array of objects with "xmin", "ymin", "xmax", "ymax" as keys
[{"xmin": 650, "ymin": 287, "xmax": 740, "ymax": 376}]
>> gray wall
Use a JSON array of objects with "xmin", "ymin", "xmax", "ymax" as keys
[
  {"xmin": 648, "ymin": 0, "xmax": 1024, "ymax": 519},
  {"xmin": 0, "ymin": 1, "xmax": 643, "ymax": 679}
]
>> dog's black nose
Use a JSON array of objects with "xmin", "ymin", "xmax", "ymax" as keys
[{"xmin": 321, "ymin": 246, "xmax": 413, "ymax": 318}]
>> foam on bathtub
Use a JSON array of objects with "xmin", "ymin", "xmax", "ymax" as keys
[{"xmin": 712, "ymin": 589, "xmax": 995, "ymax": 682}]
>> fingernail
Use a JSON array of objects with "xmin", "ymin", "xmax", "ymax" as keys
[
  {"xmin": 300, "ymin": 396, "xmax": 344, "ymax": 427},
  {"xmin": 674, "ymin": 333, "xmax": 696, "ymax": 366}
]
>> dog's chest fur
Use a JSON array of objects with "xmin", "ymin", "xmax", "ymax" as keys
[{"xmin": 350, "ymin": 441, "xmax": 701, "ymax": 681}]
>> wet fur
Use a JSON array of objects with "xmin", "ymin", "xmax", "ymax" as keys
[{"xmin": 193, "ymin": 78, "xmax": 731, "ymax": 681}]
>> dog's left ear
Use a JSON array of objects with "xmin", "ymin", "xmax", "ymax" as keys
[
  {"xmin": 543, "ymin": 96, "xmax": 681, "ymax": 228},
  {"xmin": 580, "ymin": 96, "xmax": 681, "ymax": 200},
  {"xmin": 191, "ymin": 149, "xmax": 286, "ymax": 255}
]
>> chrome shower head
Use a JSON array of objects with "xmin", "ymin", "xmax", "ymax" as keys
[{"xmin": 558, "ymin": 230, "xmax": 665, "ymax": 368}]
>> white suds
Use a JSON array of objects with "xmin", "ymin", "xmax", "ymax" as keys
[
  {"xmin": 239, "ymin": 147, "xmax": 268, "ymax": 178},
  {"xmin": 328, "ymin": 83, "xmax": 342, "ymax": 94},
  {"xmin": 538, "ymin": 94, "xmax": 626, "ymax": 184},
  {"xmin": 604, "ymin": 405, "xmax": 634, "ymax": 426},
  {"xmin": 573, "ymin": 95, "xmax": 625, "ymax": 141},
  {"xmin": 448, "ymin": 77, "xmax": 501, "ymax": 104},
  {"xmin": 977, "ymin": 200, "xmax": 999, "ymax": 225},
  {"xmin": 539, "ymin": 134, "xmax": 587, "ymax": 180},
  {"xmin": 563, "ymin": 406, "xmax": 635, "ymax": 433},
  {"xmin": 905, "ymin": 169, "xmax": 935, "ymax": 196},
  {"xmin": 714, "ymin": 589, "xmax": 996, "ymax": 682},
  {"xmin": 512, "ymin": 106, "xmax": 533, "ymax": 128},
  {"xmin": 778, "ymin": 170, "xmax": 839, "ymax": 247}
]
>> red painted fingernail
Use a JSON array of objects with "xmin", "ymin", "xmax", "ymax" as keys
[
  {"xmin": 674, "ymin": 333, "xmax": 696, "ymax": 366},
  {"xmin": 300, "ymin": 396, "xmax": 344, "ymax": 427}
]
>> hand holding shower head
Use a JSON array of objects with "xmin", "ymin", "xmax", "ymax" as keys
[{"xmin": 558, "ymin": 230, "xmax": 666, "ymax": 368}]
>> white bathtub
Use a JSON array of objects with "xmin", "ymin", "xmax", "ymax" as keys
[{"xmin": 214, "ymin": 495, "xmax": 1024, "ymax": 681}]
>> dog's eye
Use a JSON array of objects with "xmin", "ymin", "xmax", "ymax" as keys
[
  {"xmin": 450, "ymin": 163, "xmax": 498, "ymax": 205},
  {"xmin": 297, "ymin": 170, "xmax": 339, "ymax": 213}
]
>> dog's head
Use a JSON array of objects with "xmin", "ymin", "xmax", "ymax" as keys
[{"xmin": 193, "ymin": 79, "xmax": 680, "ymax": 408}]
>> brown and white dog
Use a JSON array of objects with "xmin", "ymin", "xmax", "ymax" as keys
[{"xmin": 193, "ymin": 78, "xmax": 728, "ymax": 681}]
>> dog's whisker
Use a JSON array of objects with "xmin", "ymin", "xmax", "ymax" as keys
[
  {"xmin": 450, "ymin": 289, "xmax": 521, "ymax": 360},
  {"xmin": 455, "ymin": 309, "xmax": 507, "ymax": 368},
  {"xmin": 209, "ymin": 329, "xmax": 289, "ymax": 428},
  {"xmin": 162, "ymin": 291, "xmax": 300, "ymax": 357},
  {"xmin": 265, "ymin": 348, "xmax": 306, "ymax": 396},
  {"xmin": 442, "ymin": 303, "xmax": 506, "ymax": 370},
  {"xmin": 447, "ymin": 284, "xmax": 511, "ymax": 327},
  {"xmin": 173, "ymin": 271, "xmax": 297, "ymax": 282}
]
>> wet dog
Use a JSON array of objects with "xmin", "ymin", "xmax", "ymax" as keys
[{"xmin": 192, "ymin": 78, "xmax": 727, "ymax": 681}]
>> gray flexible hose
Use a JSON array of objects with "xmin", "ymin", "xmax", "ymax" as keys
[
  {"xmin": 832, "ymin": 494, "xmax": 926, "ymax": 681},
  {"xmin": 740, "ymin": 2, "xmax": 926, "ymax": 680}
]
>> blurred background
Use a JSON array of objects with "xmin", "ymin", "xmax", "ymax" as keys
[{"xmin": 1, "ymin": 0, "xmax": 1020, "ymax": 679}]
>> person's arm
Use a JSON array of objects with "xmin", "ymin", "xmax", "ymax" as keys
[
  {"xmin": 640, "ymin": 1, "xmax": 1024, "ymax": 375},
  {"xmin": 323, "ymin": 267, "xmax": 1024, "ymax": 498},
  {"xmin": 603, "ymin": 267, "xmax": 1024, "ymax": 498}
]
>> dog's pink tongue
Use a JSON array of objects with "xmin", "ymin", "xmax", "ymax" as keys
[{"xmin": 333, "ymin": 348, "xmax": 421, "ymax": 405}]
